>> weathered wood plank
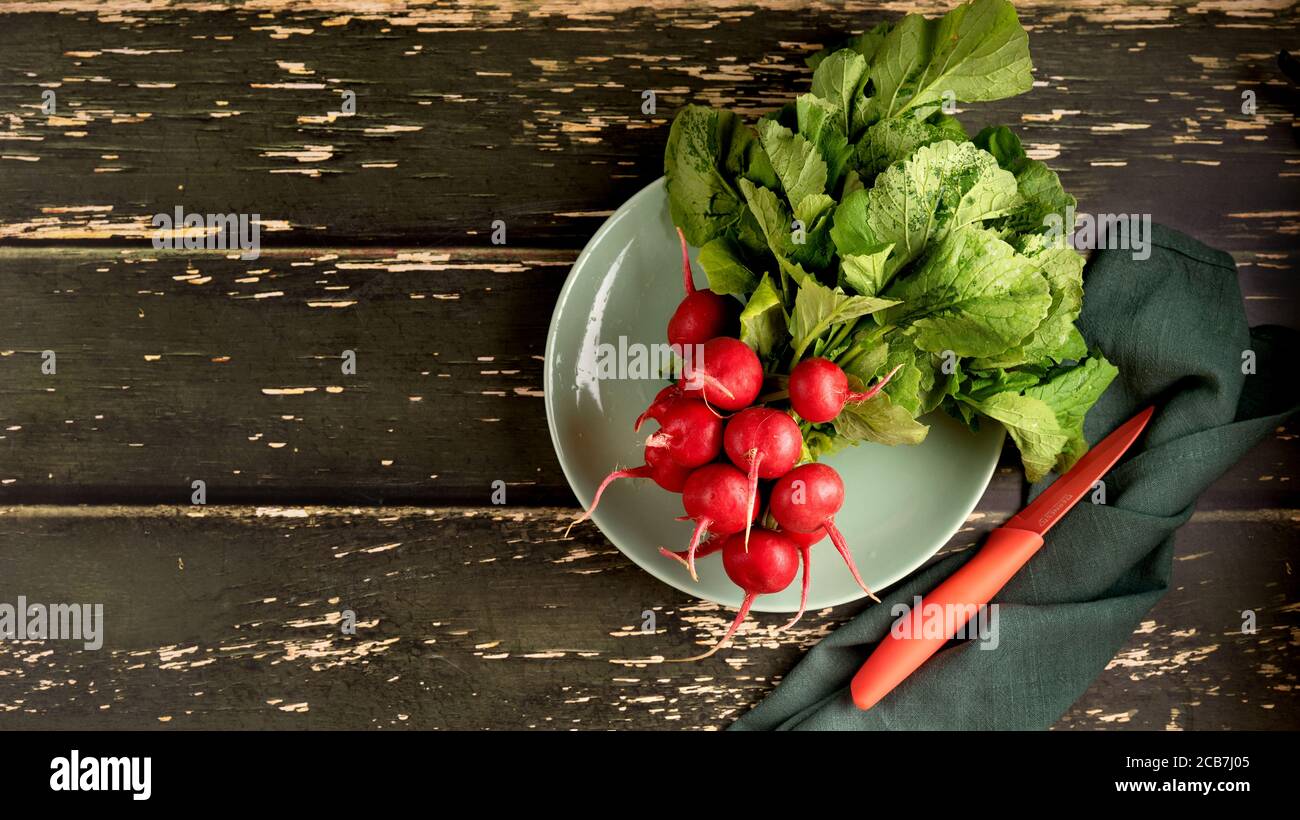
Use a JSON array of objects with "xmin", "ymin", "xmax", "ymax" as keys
[
  {"xmin": 0, "ymin": 0, "xmax": 1294, "ymax": 733},
  {"xmin": 0, "ymin": 504, "xmax": 1293, "ymax": 729},
  {"xmin": 1059, "ymin": 509, "xmax": 1300, "ymax": 730},
  {"xmin": 1, "ymin": 246, "xmax": 1294, "ymax": 504},
  {"xmin": 0, "ymin": 5, "xmax": 1295, "ymax": 287},
  {"xmin": 0, "ymin": 246, "xmax": 570, "ymax": 503}
]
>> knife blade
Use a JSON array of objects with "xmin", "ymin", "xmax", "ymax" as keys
[{"xmin": 849, "ymin": 406, "xmax": 1155, "ymax": 711}]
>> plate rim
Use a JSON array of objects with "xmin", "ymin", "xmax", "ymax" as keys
[{"xmin": 543, "ymin": 176, "xmax": 1005, "ymax": 612}]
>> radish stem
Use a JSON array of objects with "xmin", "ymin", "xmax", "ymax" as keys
[
  {"xmin": 846, "ymin": 362, "xmax": 905, "ymax": 404},
  {"xmin": 677, "ymin": 227, "xmax": 696, "ymax": 296}
]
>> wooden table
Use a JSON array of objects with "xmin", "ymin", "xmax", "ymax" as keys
[{"xmin": 0, "ymin": 0, "xmax": 1296, "ymax": 730}]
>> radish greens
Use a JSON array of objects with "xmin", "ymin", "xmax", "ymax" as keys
[{"xmin": 664, "ymin": 0, "xmax": 1116, "ymax": 482}]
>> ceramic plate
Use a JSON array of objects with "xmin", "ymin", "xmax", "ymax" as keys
[{"xmin": 544, "ymin": 179, "xmax": 1005, "ymax": 611}]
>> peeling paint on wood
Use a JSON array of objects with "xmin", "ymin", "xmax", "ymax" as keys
[
  {"xmin": 0, "ymin": 3, "xmax": 1295, "ymax": 290},
  {"xmin": 0, "ymin": 0, "xmax": 1295, "ymax": 731},
  {"xmin": 0, "ymin": 505, "xmax": 1294, "ymax": 729},
  {"xmin": 0, "ymin": 247, "xmax": 1294, "ymax": 503}
]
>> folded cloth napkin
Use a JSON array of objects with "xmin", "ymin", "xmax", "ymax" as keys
[{"xmin": 732, "ymin": 224, "xmax": 1299, "ymax": 730}]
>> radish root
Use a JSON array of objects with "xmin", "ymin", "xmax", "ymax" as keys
[
  {"xmin": 683, "ymin": 518, "xmax": 711, "ymax": 581},
  {"xmin": 633, "ymin": 407, "xmax": 654, "ymax": 432},
  {"xmin": 682, "ymin": 370, "xmax": 737, "ymax": 402},
  {"xmin": 697, "ymin": 391, "xmax": 729, "ymax": 419},
  {"xmin": 564, "ymin": 465, "xmax": 651, "ymax": 538},
  {"xmin": 824, "ymin": 520, "xmax": 881, "ymax": 603},
  {"xmin": 742, "ymin": 448, "xmax": 761, "ymax": 552},
  {"xmin": 781, "ymin": 545, "xmax": 812, "ymax": 631},
  {"xmin": 658, "ymin": 537, "xmax": 723, "ymax": 569},
  {"xmin": 670, "ymin": 593, "xmax": 755, "ymax": 662}
]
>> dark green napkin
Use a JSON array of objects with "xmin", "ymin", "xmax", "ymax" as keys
[{"xmin": 732, "ymin": 224, "xmax": 1299, "ymax": 730}]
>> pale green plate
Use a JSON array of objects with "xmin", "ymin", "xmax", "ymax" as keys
[{"xmin": 544, "ymin": 179, "xmax": 1005, "ymax": 612}]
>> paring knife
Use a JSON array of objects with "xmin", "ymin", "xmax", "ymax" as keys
[{"xmin": 850, "ymin": 405, "xmax": 1156, "ymax": 711}]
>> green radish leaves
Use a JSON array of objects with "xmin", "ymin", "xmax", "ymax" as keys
[
  {"xmin": 1024, "ymin": 355, "xmax": 1120, "ymax": 473},
  {"xmin": 830, "ymin": 140, "xmax": 1021, "ymax": 291},
  {"xmin": 739, "ymin": 273, "xmax": 789, "ymax": 361},
  {"xmin": 790, "ymin": 278, "xmax": 897, "ymax": 361},
  {"xmin": 665, "ymin": 105, "xmax": 772, "ymax": 250},
  {"xmin": 860, "ymin": 0, "xmax": 1033, "ymax": 122},
  {"xmin": 697, "ymin": 237, "xmax": 759, "ymax": 297},
  {"xmin": 758, "ymin": 120, "xmax": 828, "ymax": 211},
  {"xmin": 839, "ymin": 244, "xmax": 894, "ymax": 296},
  {"xmin": 834, "ymin": 389, "xmax": 930, "ymax": 445},
  {"xmin": 973, "ymin": 125, "xmax": 1076, "ymax": 241},
  {"xmin": 960, "ymin": 391, "xmax": 1067, "ymax": 482},
  {"xmin": 853, "ymin": 113, "xmax": 968, "ymax": 185},
  {"xmin": 808, "ymin": 50, "xmax": 868, "ymax": 136},
  {"xmin": 958, "ymin": 354, "xmax": 1118, "ymax": 481},
  {"xmin": 663, "ymin": 0, "xmax": 1115, "ymax": 482},
  {"xmin": 971, "ymin": 241, "xmax": 1085, "ymax": 368},
  {"xmin": 879, "ymin": 226, "xmax": 1050, "ymax": 359}
]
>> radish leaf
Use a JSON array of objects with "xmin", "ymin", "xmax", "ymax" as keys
[{"xmin": 879, "ymin": 226, "xmax": 1050, "ymax": 359}]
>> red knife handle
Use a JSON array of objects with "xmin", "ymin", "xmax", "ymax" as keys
[{"xmin": 850, "ymin": 527, "xmax": 1045, "ymax": 710}]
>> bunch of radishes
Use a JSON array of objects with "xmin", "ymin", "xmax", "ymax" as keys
[{"xmin": 568, "ymin": 231, "xmax": 898, "ymax": 660}]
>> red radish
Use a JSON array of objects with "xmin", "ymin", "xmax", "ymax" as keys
[
  {"xmin": 789, "ymin": 357, "xmax": 904, "ymax": 424},
  {"xmin": 633, "ymin": 384, "xmax": 683, "ymax": 432},
  {"xmin": 681, "ymin": 336, "xmax": 764, "ymax": 412},
  {"xmin": 777, "ymin": 527, "xmax": 827, "ymax": 630},
  {"xmin": 668, "ymin": 228, "xmax": 735, "ymax": 349},
  {"xmin": 674, "ymin": 463, "xmax": 759, "ymax": 581},
  {"xmin": 769, "ymin": 462, "xmax": 881, "ymax": 603},
  {"xmin": 781, "ymin": 527, "xmax": 828, "ymax": 548},
  {"xmin": 723, "ymin": 407, "xmax": 803, "ymax": 548},
  {"xmin": 644, "ymin": 398, "xmax": 723, "ymax": 468},
  {"xmin": 565, "ymin": 444, "xmax": 692, "ymax": 537},
  {"xmin": 658, "ymin": 534, "xmax": 723, "ymax": 569},
  {"xmin": 673, "ymin": 529, "xmax": 799, "ymax": 661}
]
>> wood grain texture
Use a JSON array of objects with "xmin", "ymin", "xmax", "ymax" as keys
[
  {"xmin": 0, "ymin": 246, "xmax": 570, "ymax": 503},
  {"xmin": 1, "ymin": 246, "xmax": 1295, "ymax": 504},
  {"xmin": 1059, "ymin": 509, "xmax": 1300, "ymax": 730},
  {"xmin": 0, "ymin": 3, "xmax": 1296, "ymax": 292},
  {"xmin": 0, "ymin": 0, "xmax": 1296, "ymax": 731},
  {"xmin": 0, "ymin": 503, "xmax": 1293, "ymax": 730}
]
